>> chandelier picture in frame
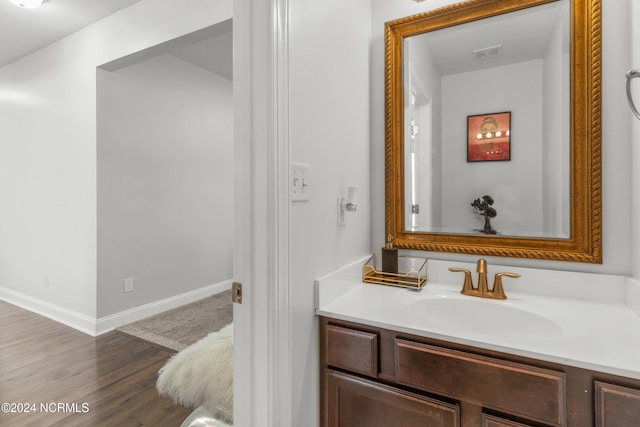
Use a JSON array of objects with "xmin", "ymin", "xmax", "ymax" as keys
[{"xmin": 467, "ymin": 111, "xmax": 511, "ymax": 162}]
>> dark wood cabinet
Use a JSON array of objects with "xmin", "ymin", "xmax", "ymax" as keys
[
  {"xmin": 325, "ymin": 324, "xmax": 378, "ymax": 378},
  {"xmin": 325, "ymin": 369, "xmax": 459, "ymax": 427},
  {"xmin": 320, "ymin": 316, "xmax": 640, "ymax": 427},
  {"xmin": 395, "ymin": 339, "xmax": 565, "ymax": 426},
  {"xmin": 594, "ymin": 381, "xmax": 640, "ymax": 426},
  {"xmin": 482, "ymin": 414, "xmax": 535, "ymax": 427}
]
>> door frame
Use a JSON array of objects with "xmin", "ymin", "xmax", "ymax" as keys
[{"xmin": 233, "ymin": 0, "xmax": 292, "ymax": 425}]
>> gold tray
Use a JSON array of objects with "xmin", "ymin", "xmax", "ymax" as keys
[{"xmin": 362, "ymin": 254, "xmax": 427, "ymax": 290}]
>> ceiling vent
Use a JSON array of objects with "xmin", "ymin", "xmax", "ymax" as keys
[{"xmin": 472, "ymin": 45, "xmax": 503, "ymax": 61}]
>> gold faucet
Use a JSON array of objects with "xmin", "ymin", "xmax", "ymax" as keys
[{"xmin": 449, "ymin": 259, "xmax": 520, "ymax": 300}]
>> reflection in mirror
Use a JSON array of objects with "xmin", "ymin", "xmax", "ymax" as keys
[
  {"xmin": 385, "ymin": 0, "xmax": 602, "ymax": 262},
  {"xmin": 404, "ymin": 1, "xmax": 570, "ymax": 238}
]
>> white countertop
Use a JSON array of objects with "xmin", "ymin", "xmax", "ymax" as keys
[{"xmin": 315, "ymin": 257, "xmax": 640, "ymax": 380}]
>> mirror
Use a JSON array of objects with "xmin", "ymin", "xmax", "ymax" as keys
[{"xmin": 385, "ymin": 0, "xmax": 601, "ymax": 263}]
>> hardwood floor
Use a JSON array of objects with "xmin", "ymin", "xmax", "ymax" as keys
[{"xmin": 0, "ymin": 300, "xmax": 193, "ymax": 426}]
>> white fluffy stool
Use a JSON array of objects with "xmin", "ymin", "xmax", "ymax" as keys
[{"xmin": 156, "ymin": 323, "xmax": 233, "ymax": 426}]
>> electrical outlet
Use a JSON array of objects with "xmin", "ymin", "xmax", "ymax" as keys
[
  {"xmin": 124, "ymin": 278, "xmax": 134, "ymax": 293},
  {"xmin": 44, "ymin": 274, "xmax": 50, "ymax": 287}
]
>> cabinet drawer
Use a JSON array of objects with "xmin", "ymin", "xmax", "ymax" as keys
[
  {"xmin": 325, "ymin": 324, "xmax": 378, "ymax": 378},
  {"xmin": 326, "ymin": 369, "xmax": 460, "ymax": 427},
  {"xmin": 482, "ymin": 414, "xmax": 535, "ymax": 427},
  {"xmin": 595, "ymin": 381, "xmax": 640, "ymax": 426},
  {"xmin": 395, "ymin": 339, "xmax": 566, "ymax": 426}
]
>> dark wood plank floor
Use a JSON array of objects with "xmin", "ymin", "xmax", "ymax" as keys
[{"xmin": 0, "ymin": 300, "xmax": 193, "ymax": 426}]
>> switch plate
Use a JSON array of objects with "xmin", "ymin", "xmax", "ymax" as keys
[{"xmin": 291, "ymin": 162, "xmax": 310, "ymax": 202}]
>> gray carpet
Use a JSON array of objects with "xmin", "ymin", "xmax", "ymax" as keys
[{"xmin": 116, "ymin": 290, "xmax": 233, "ymax": 352}]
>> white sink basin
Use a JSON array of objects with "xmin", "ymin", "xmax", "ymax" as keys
[
  {"xmin": 407, "ymin": 296, "xmax": 580, "ymax": 338},
  {"xmin": 316, "ymin": 260, "xmax": 640, "ymax": 378}
]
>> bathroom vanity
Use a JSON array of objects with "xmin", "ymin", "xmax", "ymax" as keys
[
  {"xmin": 320, "ymin": 0, "xmax": 638, "ymax": 423},
  {"xmin": 320, "ymin": 317, "xmax": 640, "ymax": 426},
  {"xmin": 316, "ymin": 261, "xmax": 640, "ymax": 427}
]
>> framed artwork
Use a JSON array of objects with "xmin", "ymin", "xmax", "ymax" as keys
[{"xmin": 467, "ymin": 111, "xmax": 511, "ymax": 162}]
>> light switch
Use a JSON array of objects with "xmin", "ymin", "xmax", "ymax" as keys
[{"xmin": 291, "ymin": 162, "xmax": 310, "ymax": 202}]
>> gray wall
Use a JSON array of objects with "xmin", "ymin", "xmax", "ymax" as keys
[{"xmin": 97, "ymin": 54, "xmax": 233, "ymax": 317}]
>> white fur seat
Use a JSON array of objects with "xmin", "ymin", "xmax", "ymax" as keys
[{"xmin": 156, "ymin": 323, "xmax": 233, "ymax": 425}]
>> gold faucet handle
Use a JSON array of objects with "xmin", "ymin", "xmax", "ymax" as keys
[
  {"xmin": 492, "ymin": 272, "xmax": 521, "ymax": 300},
  {"xmin": 448, "ymin": 267, "xmax": 474, "ymax": 293}
]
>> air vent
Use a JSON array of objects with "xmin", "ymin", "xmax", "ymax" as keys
[{"xmin": 472, "ymin": 45, "xmax": 503, "ymax": 61}]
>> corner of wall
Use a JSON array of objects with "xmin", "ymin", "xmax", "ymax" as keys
[{"xmin": 627, "ymin": 277, "xmax": 640, "ymax": 317}]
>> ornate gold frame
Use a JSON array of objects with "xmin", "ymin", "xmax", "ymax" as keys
[{"xmin": 385, "ymin": 0, "xmax": 602, "ymax": 263}]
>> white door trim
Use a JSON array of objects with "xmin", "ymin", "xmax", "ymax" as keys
[
  {"xmin": 233, "ymin": 0, "xmax": 292, "ymax": 425},
  {"xmin": 273, "ymin": 0, "xmax": 293, "ymax": 425}
]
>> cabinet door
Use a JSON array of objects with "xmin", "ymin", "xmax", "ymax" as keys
[
  {"xmin": 595, "ymin": 381, "xmax": 640, "ymax": 426},
  {"xmin": 325, "ymin": 369, "xmax": 459, "ymax": 427}
]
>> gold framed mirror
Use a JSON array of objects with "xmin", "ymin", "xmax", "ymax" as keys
[{"xmin": 385, "ymin": 0, "xmax": 601, "ymax": 263}]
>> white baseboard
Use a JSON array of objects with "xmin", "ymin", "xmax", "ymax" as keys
[
  {"xmin": 0, "ymin": 287, "xmax": 97, "ymax": 335},
  {"xmin": 0, "ymin": 280, "xmax": 233, "ymax": 337}
]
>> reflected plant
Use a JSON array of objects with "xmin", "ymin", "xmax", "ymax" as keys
[{"xmin": 471, "ymin": 195, "xmax": 497, "ymax": 234}]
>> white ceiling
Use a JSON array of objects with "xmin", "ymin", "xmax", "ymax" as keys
[
  {"xmin": 171, "ymin": 31, "xmax": 233, "ymax": 81},
  {"xmin": 0, "ymin": 0, "xmax": 143, "ymax": 69},
  {"xmin": 412, "ymin": 1, "xmax": 569, "ymax": 77},
  {"xmin": 0, "ymin": 0, "xmax": 232, "ymax": 79}
]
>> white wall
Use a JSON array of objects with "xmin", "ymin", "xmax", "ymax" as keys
[
  {"xmin": 96, "ymin": 54, "xmax": 233, "ymax": 318},
  {"xmin": 406, "ymin": 36, "xmax": 443, "ymax": 229},
  {"xmin": 631, "ymin": 0, "xmax": 640, "ymax": 280},
  {"xmin": 441, "ymin": 60, "xmax": 544, "ymax": 235},
  {"xmin": 541, "ymin": 11, "xmax": 570, "ymax": 236},
  {"xmin": 0, "ymin": 0, "xmax": 233, "ymax": 318},
  {"xmin": 372, "ymin": 0, "xmax": 632, "ymax": 274},
  {"xmin": 371, "ymin": 0, "xmax": 463, "ymax": 250},
  {"xmin": 288, "ymin": 0, "xmax": 372, "ymax": 425}
]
